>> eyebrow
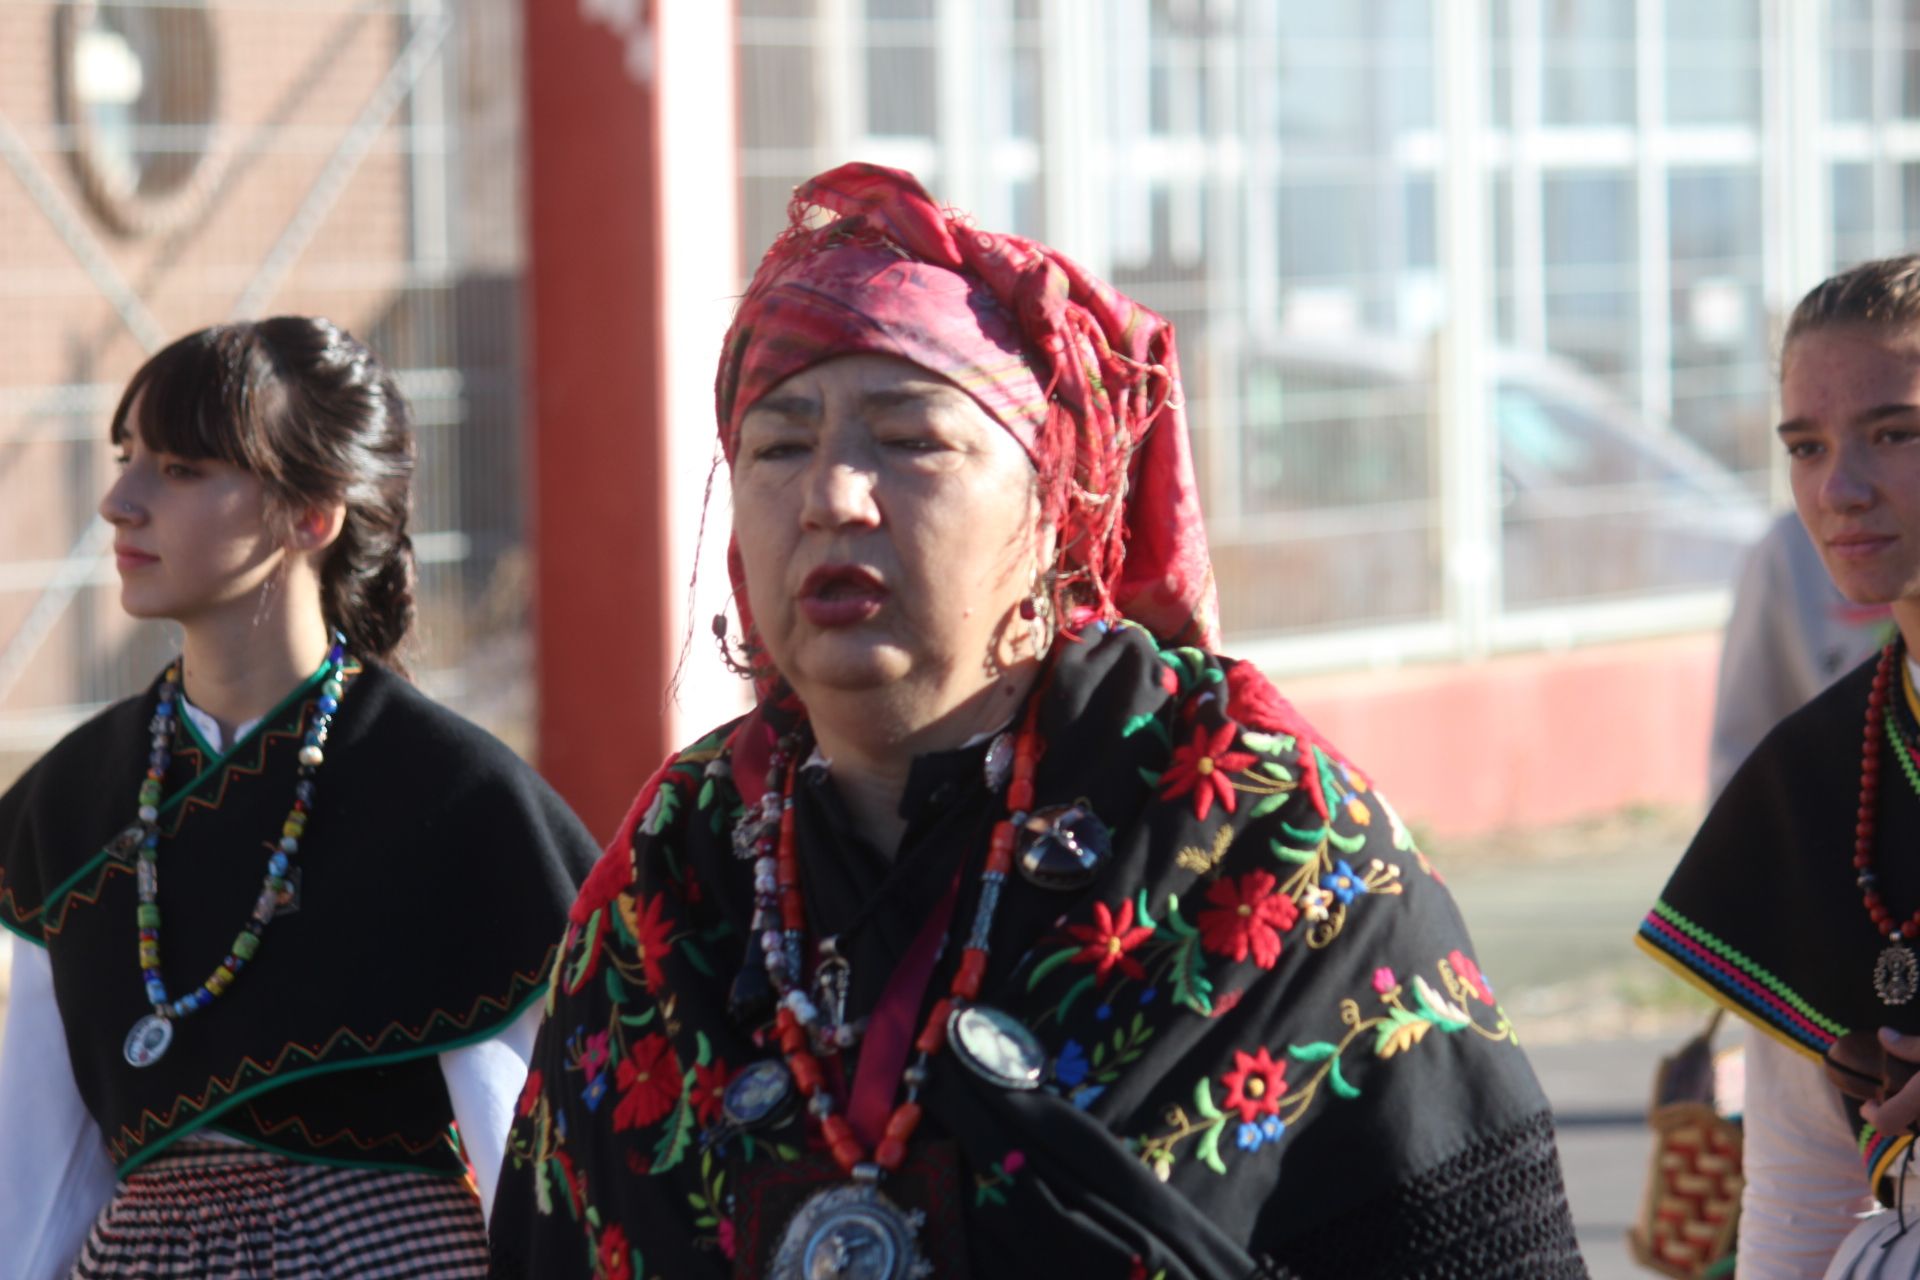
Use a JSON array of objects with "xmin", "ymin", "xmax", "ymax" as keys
[
  {"xmin": 1778, "ymin": 403, "xmax": 1920, "ymax": 436},
  {"xmin": 743, "ymin": 384, "xmax": 956, "ymax": 423}
]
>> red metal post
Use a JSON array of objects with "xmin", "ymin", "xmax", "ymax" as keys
[{"xmin": 523, "ymin": 2, "xmax": 671, "ymax": 839}]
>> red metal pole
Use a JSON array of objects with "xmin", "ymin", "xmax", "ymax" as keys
[{"xmin": 523, "ymin": 2, "xmax": 671, "ymax": 839}]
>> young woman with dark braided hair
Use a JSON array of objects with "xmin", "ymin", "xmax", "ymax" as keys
[{"xmin": 0, "ymin": 318, "xmax": 597, "ymax": 1279}]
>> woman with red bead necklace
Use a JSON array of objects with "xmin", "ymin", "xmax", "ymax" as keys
[
  {"xmin": 1641, "ymin": 255, "xmax": 1920, "ymax": 1277},
  {"xmin": 489, "ymin": 164, "xmax": 1586, "ymax": 1279},
  {"xmin": 0, "ymin": 319, "xmax": 598, "ymax": 1278}
]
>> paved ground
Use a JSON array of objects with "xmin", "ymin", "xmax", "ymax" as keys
[{"xmin": 0, "ymin": 806, "xmax": 1705, "ymax": 1276}]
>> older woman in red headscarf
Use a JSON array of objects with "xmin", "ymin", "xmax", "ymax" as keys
[{"xmin": 489, "ymin": 165, "xmax": 1586, "ymax": 1280}]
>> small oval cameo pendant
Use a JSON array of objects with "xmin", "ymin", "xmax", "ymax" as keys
[
  {"xmin": 722, "ymin": 1058, "xmax": 799, "ymax": 1131},
  {"xmin": 948, "ymin": 1004, "xmax": 1046, "ymax": 1091},
  {"xmin": 123, "ymin": 1013, "xmax": 173, "ymax": 1068},
  {"xmin": 1015, "ymin": 802, "xmax": 1111, "ymax": 891}
]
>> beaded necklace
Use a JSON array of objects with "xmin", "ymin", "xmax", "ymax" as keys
[
  {"xmin": 748, "ymin": 695, "xmax": 1043, "ymax": 1179},
  {"xmin": 122, "ymin": 634, "xmax": 352, "ymax": 1068}
]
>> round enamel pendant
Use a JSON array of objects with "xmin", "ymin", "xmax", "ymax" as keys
[
  {"xmin": 723, "ymin": 1059, "xmax": 797, "ymax": 1130},
  {"xmin": 770, "ymin": 1182, "xmax": 932, "ymax": 1280},
  {"xmin": 123, "ymin": 1013, "xmax": 173, "ymax": 1068},
  {"xmin": 1015, "ymin": 802, "xmax": 1111, "ymax": 891},
  {"xmin": 1877, "ymin": 941, "xmax": 1919, "ymax": 1006},
  {"xmin": 947, "ymin": 1004, "xmax": 1045, "ymax": 1091}
]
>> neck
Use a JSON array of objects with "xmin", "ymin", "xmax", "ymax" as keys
[
  {"xmin": 177, "ymin": 574, "xmax": 333, "ymax": 738},
  {"xmin": 1896, "ymin": 601, "xmax": 1920, "ymax": 659},
  {"xmin": 807, "ymin": 659, "xmax": 1041, "ymax": 857}
]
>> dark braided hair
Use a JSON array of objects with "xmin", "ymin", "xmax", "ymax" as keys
[{"xmin": 108, "ymin": 318, "xmax": 417, "ymax": 670}]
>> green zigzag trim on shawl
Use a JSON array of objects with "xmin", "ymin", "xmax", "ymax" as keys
[
  {"xmin": 108, "ymin": 954, "xmax": 555, "ymax": 1175},
  {"xmin": 1644, "ymin": 900, "xmax": 1847, "ymax": 1039},
  {"xmin": 10, "ymin": 667, "xmax": 332, "ymax": 941}
]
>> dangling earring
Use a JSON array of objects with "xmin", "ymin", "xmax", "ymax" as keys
[
  {"xmin": 712, "ymin": 601, "xmax": 756, "ymax": 679},
  {"xmin": 1023, "ymin": 581, "xmax": 1052, "ymax": 657},
  {"xmin": 251, "ymin": 559, "xmax": 284, "ymax": 629}
]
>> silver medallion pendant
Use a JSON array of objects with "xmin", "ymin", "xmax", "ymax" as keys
[
  {"xmin": 123, "ymin": 1013, "xmax": 173, "ymax": 1068},
  {"xmin": 1878, "ymin": 941, "xmax": 1920, "ymax": 1006},
  {"xmin": 770, "ymin": 1183, "xmax": 932, "ymax": 1280},
  {"xmin": 947, "ymin": 1004, "xmax": 1045, "ymax": 1090}
]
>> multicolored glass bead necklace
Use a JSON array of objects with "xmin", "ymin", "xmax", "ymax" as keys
[{"xmin": 122, "ymin": 634, "xmax": 352, "ymax": 1068}]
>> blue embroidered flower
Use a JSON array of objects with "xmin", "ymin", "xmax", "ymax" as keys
[
  {"xmin": 1138, "ymin": 985, "xmax": 1158, "ymax": 1006},
  {"xmin": 1054, "ymin": 1039, "xmax": 1091, "ymax": 1088},
  {"xmin": 582, "ymin": 1073, "xmax": 610, "ymax": 1112},
  {"xmin": 1095, "ymin": 1002, "xmax": 1113, "ymax": 1021},
  {"xmin": 1259, "ymin": 1115, "xmax": 1285, "ymax": 1143},
  {"xmin": 1236, "ymin": 1121, "xmax": 1264, "ymax": 1151},
  {"xmin": 1320, "ymin": 859, "xmax": 1366, "ymax": 904},
  {"xmin": 1070, "ymin": 1084, "xmax": 1106, "ymax": 1111}
]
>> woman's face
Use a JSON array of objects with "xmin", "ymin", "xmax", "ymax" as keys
[
  {"xmin": 1781, "ymin": 324, "xmax": 1920, "ymax": 624},
  {"xmin": 100, "ymin": 425, "xmax": 283, "ymax": 626},
  {"xmin": 731, "ymin": 353, "xmax": 1044, "ymax": 720}
]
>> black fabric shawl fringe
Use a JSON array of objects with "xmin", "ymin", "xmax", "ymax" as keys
[
  {"xmin": 1639, "ymin": 650, "xmax": 1920, "ymax": 1196},
  {"xmin": 490, "ymin": 622, "xmax": 1587, "ymax": 1279},
  {"xmin": 0, "ymin": 661, "xmax": 600, "ymax": 1176}
]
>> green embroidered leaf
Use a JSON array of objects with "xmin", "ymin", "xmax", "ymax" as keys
[
  {"xmin": 680, "ymin": 939, "xmax": 715, "ymax": 978},
  {"xmin": 688, "ymin": 1193, "xmax": 709, "ymax": 1211},
  {"xmin": 1257, "ymin": 760, "xmax": 1292, "ymax": 782},
  {"xmin": 1248, "ymin": 792, "xmax": 1289, "ymax": 820},
  {"xmin": 774, "ymin": 1143, "xmax": 800, "ymax": 1162},
  {"xmin": 1327, "ymin": 827, "xmax": 1368, "ymax": 854},
  {"xmin": 1092, "ymin": 1041, "xmax": 1107, "ymax": 1068},
  {"xmin": 1240, "ymin": 731, "xmax": 1281, "ymax": 754},
  {"xmin": 1027, "ymin": 947, "xmax": 1082, "ymax": 991},
  {"xmin": 1122, "ymin": 712, "xmax": 1162, "ymax": 739},
  {"xmin": 1410, "ymin": 975, "xmax": 1472, "ymax": 1031},
  {"xmin": 1163, "ymin": 893, "xmax": 1198, "ymax": 938},
  {"xmin": 1058, "ymin": 974, "xmax": 1098, "ymax": 1021},
  {"xmin": 696, "ymin": 1030, "xmax": 713, "ymax": 1068},
  {"xmin": 1328, "ymin": 1056, "xmax": 1362, "ymax": 1100},
  {"xmin": 1278, "ymin": 820, "xmax": 1327, "ymax": 845},
  {"xmin": 1175, "ymin": 647, "xmax": 1208, "ymax": 677},
  {"xmin": 651, "ymin": 1095, "xmax": 696, "ymax": 1171},
  {"xmin": 1203, "ymin": 668, "xmax": 1224, "ymax": 685},
  {"xmin": 1195, "ymin": 1118, "xmax": 1229, "ymax": 1175},
  {"xmin": 1269, "ymin": 838, "xmax": 1318, "ymax": 865},
  {"xmin": 1135, "ymin": 888, "xmax": 1157, "ymax": 930},
  {"xmin": 1170, "ymin": 933, "xmax": 1213, "ymax": 1016},
  {"xmin": 566, "ymin": 911, "xmax": 604, "ymax": 992},
  {"xmin": 605, "ymin": 965, "xmax": 627, "ymax": 1004},
  {"xmin": 1138, "ymin": 766, "xmax": 1164, "ymax": 787},
  {"xmin": 618, "ymin": 1005, "xmax": 658, "ymax": 1028},
  {"xmin": 1194, "ymin": 1077, "xmax": 1224, "ymax": 1121},
  {"xmin": 1287, "ymin": 1041, "xmax": 1339, "ymax": 1063},
  {"xmin": 697, "ymin": 778, "xmax": 716, "ymax": 810}
]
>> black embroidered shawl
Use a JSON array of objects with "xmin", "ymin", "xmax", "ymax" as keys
[
  {"xmin": 1640, "ymin": 652, "xmax": 1920, "ymax": 1194},
  {"xmin": 489, "ymin": 624, "xmax": 1585, "ymax": 1279},
  {"xmin": 0, "ymin": 661, "xmax": 599, "ymax": 1176}
]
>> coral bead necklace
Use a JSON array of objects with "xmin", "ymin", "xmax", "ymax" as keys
[
  {"xmin": 756, "ymin": 692, "xmax": 1044, "ymax": 1177},
  {"xmin": 122, "ymin": 634, "xmax": 352, "ymax": 1068}
]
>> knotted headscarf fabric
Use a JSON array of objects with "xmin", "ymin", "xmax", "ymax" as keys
[{"xmin": 716, "ymin": 163, "xmax": 1219, "ymax": 664}]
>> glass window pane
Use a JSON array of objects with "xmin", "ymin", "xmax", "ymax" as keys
[
  {"xmin": 1665, "ymin": 0, "xmax": 1760, "ymax": 126},
  {"xmin": 1540, "ymin": 0, "xmax": 1635, "ymax": 126}
]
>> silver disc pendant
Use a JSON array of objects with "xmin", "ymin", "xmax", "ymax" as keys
[
  {"xmin": 722, "ymin": 1059, "xmax": 797, "ymax": 1131},
  {"xmin": 770, "ymin": 1182, "xmax": 932, "ymax": 1280},
  {"xmin": 1877, "ymin": 942, "xmax": 1920, "ymax": 1006},
  {"xmin": 1014, "ymin": 802, "xmax": 1111, "ymax": 891},
  {"xmin": 123, "ymin": 1014, "xmax": 173, "ymax": 1068},
  {"xmin": 947, "ymin": 1004, "xmax": 1045, "ymax": 1091}
]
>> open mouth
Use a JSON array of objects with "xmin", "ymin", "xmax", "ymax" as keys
[{"xmin": 798, "ymin": 565, "xmax": 887, "ymax": 627}]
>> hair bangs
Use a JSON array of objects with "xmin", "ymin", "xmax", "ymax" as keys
[{"xmin": 109, "ymin": 328, "xmax": 263, "ymax": 470}]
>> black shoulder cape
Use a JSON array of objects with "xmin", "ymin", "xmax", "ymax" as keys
[
  {"xmin": 490, "ymin": 623, "xmax": 1585, "ymax": 1279},
  {"xmin": 0, "ymin": 660, "xmax": 599, "ymax": 1176},
  {"xmin": 1639, "ymin": 651, "xmax": 1920, "ymax": 1194}
]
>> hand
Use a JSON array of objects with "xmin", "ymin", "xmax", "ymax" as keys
[{"xmin": 1859, "ymin": 1028, "xmax": 1920, "ymax": 1133}]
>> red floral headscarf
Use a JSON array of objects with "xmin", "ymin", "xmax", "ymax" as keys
[{"xmin": 716, "ymin": 163, "xmax": 1219, "ymax": 667}]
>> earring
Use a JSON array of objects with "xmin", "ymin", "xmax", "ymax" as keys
[{"xmin": 712, "ymin": 607, "xmax": 757, "ymax": 679}]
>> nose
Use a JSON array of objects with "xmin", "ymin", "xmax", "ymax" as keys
[
  {"xmin": 1821, "ymin": 441, "xmax": 1875, "ymax": 513},
  {"xmin": 799, "ymin": 450, "xmax": 881, "ymax": 533},
  {"xmin": 99, "ymin": 468, "xmax": 145, "ymax": 527}
]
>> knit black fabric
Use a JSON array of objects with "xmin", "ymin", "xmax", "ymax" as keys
[{"xmin": 1269, "ymin": 1110, "xmax": 1588, "ymax": 1279}]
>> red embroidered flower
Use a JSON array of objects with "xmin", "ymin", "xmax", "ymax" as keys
[
  {"xmin": 1450, "ymin": 949, "xmax": 1495, "ymax": 1003},
  {"xmin": 598, "ymin": 1222, "xmax": 633, "ymax": 1280},
  {"xmin": 1220, "ymin": 1046, "xmax": 1288, "ymax": 1122},
  {"xmin": 1063, "ymin": 898, "xmax": 1155, "ymax": 982},
  {"xmin": 1159, "ymin": 722, "xmax": 1258, "ymax": 821},
  {"xmin": 613, "ymin": 1034, "xmax": 683, "ymax": 1132},
  {"xmin": 718, "ymin": 1216, "xmax": 737, "ymax": 1261},
  {"xmin": 630, "ymin": 890, "xmax": 675, "ymax": 993},
  {"xmin": 689, "ymin": 1057, "xmax": 732, "ymax": 1126},
  {"xmin": 1197, "ymin": 870, "xmax": 1299, "ymax": 969},
  {"xmin": 515, "ymin": 1068, "xmax": 543, "ymax": 1118},
  {"xmin": 1371, "ymin": 966, "xmax": 1397, "ymax": 995},
  {"xmin": 1224, "ymin": 662, "xmax": 1333, "ymax": 822}
]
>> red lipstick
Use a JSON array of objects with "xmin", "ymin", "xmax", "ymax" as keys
[{"xmin": 798, "ymin": 564, "xmax": 887, "ymax": 627}]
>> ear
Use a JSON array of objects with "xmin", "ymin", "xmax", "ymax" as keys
[{"xmin": 286, "ymin": 502, "xmax": 346, "ymax": 557}]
